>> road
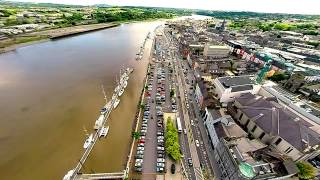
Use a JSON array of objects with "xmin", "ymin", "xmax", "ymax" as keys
[
  {"xmin": 162, "ymin": 26, "xmax": 221, "ymax": 179},
  {"xmin": 159, "ymin": 27, "xmax": 205, "ymax": 180}
]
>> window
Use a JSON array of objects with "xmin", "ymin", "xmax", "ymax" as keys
[
  {"xmin": 244, "ymin": 119, "xmax": 250, "ymax": 127},
  {"xmin": 239, "ymin": 113, "xmax": 243, "ymax": 120},
  {"xmin": 287, "ymin": 148, "xmax": 293, "ymax": 154},
  {"xmin": 274, "ymin": 138, "xmax": 282, "ymax": 146},
  {"xmin": 259, "ymin": 132, "xmax": 265, "ymax": 140},
  {"xmin": 251, "ymin": 125, "xmax": 257, "ymax": 133},
  {"xmin": 285, "ymin": 147, "xmax": 293, "ymax": 154}
]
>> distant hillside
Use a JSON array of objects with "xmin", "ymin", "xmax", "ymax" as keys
[
  {"xmin": 196, "ymin": 10, "xmax": 320, "ymax": 20},
  {"xmin": 0, "ymin": 1, "xmax": 85, "ymax": 8}
]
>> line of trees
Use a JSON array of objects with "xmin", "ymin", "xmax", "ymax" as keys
[{"xmin": 165, "ymin": 117, "xmax": 181, "ymax": 161}]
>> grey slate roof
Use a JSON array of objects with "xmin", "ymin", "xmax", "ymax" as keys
[
  {"xmin": 218, "ymin": 76, "xmax": 256, "ymax": 88},
  {"xmin": 235, "ymin": 93, "xmax": 320, "ymax": 151}
]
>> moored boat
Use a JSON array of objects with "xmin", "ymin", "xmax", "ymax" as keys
[
  {"xmin": 94, "ymin": 114, "xmax": 105, "ymax": 130},
  {"xmin": 113, "ymin": 98, "xmax": 120, "ymax": 109},
  {"xmin": 83, "ymin": 134, "xmax": 94, "ymax": 149},
  {"xmin": 99, "ymin": 126, "xmax": 109, "ymax": 138}
]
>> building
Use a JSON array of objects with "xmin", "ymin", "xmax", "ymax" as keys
[
  {"xmin": 228, "ymin": 93, "xmax": 320, "ymax": 161},
  {"xmin": 214, "ymin": 138, "xmax": 298, "ymax": 180},
  {"xmin": 205, "ymin": 111, "xmax": 299, "ymax": 179},
  {"xmin": 213, "ymin": 76, "xmax": 261, "ymax": 104},
  {"xmin": 204, "ymin": 44, "xmax": 229, "ymax": 58}
]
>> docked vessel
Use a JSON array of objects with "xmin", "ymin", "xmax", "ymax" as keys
[
  {"xmin": 100, "ymin": 100, "xmax": 111, "ymax": 115},
  {"xmin": 83, "ymin": 134, "xmax": 94, "ymax": 149},
  {"xmin": 113, "ymin": 98, "xmax": 120, "ymax": 109},
  {"xmin": 94, "ymin": 114, "xmax": 105, "ymax": 130},
  {"xmin": 99, "ymin": 126, "xmax": 109, "ymax": 138},
  {"xmin": 63, "ymin": 169, "xmax": 75, "ymax": 180},
  {"xmin": 118, "ymin": 87, "xmax": 124, "ymax": 96}
]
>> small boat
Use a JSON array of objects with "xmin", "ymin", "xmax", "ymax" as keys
[
  {"xmin": 100, "ymin": 101, "xmax": 111, "ymax": 115},
  {"xmin": 83, "ymin": 134, "xmax": 94, "ymax": 149},
  {"xmin": 63, "ymin": 169, "xmax": 75, "ymax": 180},
  {"xmin": 113, "ymin": 98, "xmax": 120, "ymax": 109},
  {"xmin": 118, "ymin": 88, "xmax": 124, "ymax": 96},
  {"xmin": 94, "ymin": 114, "xmax": 105, "ymax": 130},
  {"xmin": 121, "ymin": 81, "xmax": 128, "ymax": 89},
  {"xmin": 99, "ymin": 126, "xmax": 109, "ymax": 138}
]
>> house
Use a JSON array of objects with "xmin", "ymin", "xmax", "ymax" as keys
[
  {"xmin": 228, "ymin": 93, "xmax": 320, "ymax": 161},
  {"xmin": 213, "ymin": 75, "xmax": 261, "ymax": 104},
  {"xmin": 203, "ymin": 44, "xmax": 229, "ymax": 58}
]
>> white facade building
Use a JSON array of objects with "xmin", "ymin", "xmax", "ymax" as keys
[
  {"xmin": 203, "ymin": 45, "xmax": 229, "ymax": 58},
  {"xmin": 213, "ymin": 75, "xmax": 261, "ymax": 104}
]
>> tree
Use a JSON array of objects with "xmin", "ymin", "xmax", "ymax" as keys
[
  {"xmin": 132, "ymin": 131, "xmax": 141, "ymax": 140},
  {"xmin": 268, "ymin": 72, "xmax": 288, "ymax": 82},
  {"xmin": 296, "ymin": 161, "xmax": 316, "ymax": 180},
  {"xmin": 170, "ymin": 89, "xmax": 175, "ymax": 98},
  {"xmin": 139, "ymin": 103, "xmax": 145, "ymax": 110},
  {"xmin": 165, "ymin": 118, "xmax": 181, "ymax": 161}
]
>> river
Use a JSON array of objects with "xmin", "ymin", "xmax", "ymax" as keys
[{"xmin": 0, "ymin": 21, "xmax": 162, "ymax": 180}]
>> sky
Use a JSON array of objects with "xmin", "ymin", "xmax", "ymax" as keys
[{"xmin": 8, "ymin": 0, "xmax": 320, "ymax": 15}]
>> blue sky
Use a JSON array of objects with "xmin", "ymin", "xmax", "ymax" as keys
[{"xmin": 8, "ymin": 0, "xmax": 320, "ymax": 15}]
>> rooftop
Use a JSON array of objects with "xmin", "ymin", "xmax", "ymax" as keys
[
  {"xmin": 217, "ymin": 75, "xmax": 256, "ymax": 88},
  {"xmin": 235, "ymin": 93, "xmax": 320, "ymax": 151}
]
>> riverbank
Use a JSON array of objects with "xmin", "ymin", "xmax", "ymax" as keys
[{"xmin": 0, "ymin": 23, "xmax": 119, "ymax": 54}]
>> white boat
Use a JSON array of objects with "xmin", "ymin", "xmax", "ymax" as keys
[
  {"xmin": 63, "ymin": 169, "xmax": 75, "ymax": 180},
  {"xmin": 121, "ymin": 80, "xmax": 128, "ymax": 89},
  {"xmin": 114, "ymin": 85, "xmax": 120, "ymax": 93},
  {"xmin": 83, "ymin": 134, "xmax": 94, "ymax": 149},
  {"xmin": 99, "ymin": 126, "xmax": 109, "ymax": 138},
  {"xmin": 118, "ymin": 87, "xmax": 124, "ymax": 96},
  {"xmin": 100, "ymin": 101, "xmax": 111, "ymax": 115},
  {"xmin": 113, "ymin": 98, "xmax": 120, "ymax": 109},
  {"xmin": 94, "ymin": 114, "xmax": 105, "ymax": 130}
]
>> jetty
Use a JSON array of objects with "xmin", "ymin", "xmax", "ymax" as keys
[{"xmin": 64, "ymin": 68, "xmax": 133, "ymax": 180}]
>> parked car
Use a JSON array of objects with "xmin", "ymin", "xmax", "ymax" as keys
[
  {"xmin": 157, "ymin": 153, "xmax": 165, "ymax": 158},
  {"xmin": 137, "ymin": 147, "xmax": 145, "ymax": 151},
  {"xmin": 137, "ymin": 150, "xmax": 144, "ymax": 155},
  {"xmin": 157, "ymin": 163, "xmax": 165, "ymax": 168},
  {"xmin": 188, "ymin": 158, "xmax": 193, "ymax": 167},
  {"xmin": 157, "ymin": 146, "xmax": 165, "ymax": 151},
  {"xmin": 171, "ymin": 164, "xmax": 176, "ymax": 174},
  {"xmin": 195, "ymin": 140, "xmax": 200, "ymax": 147},
  {"xmin": 156, "ymin": 167, "xmax": 164, "ymax": 173},
  {"xmin": 138, "ymin": 143, "xmax": 144, "ymax": 147},
  {"xmin": 135, "ymin": 167, "xmax": 142, "ymax": 172},
  {"xmin": 135, "ymin": 154, "xmax": 144, "ymax": 159},
  {"xmin": 157, "ymin": 158, "xmax": 165, "ymax": 163},
  {"xmin": 184, "ymin": 129, "xmax": 187, "ymax": 135}
]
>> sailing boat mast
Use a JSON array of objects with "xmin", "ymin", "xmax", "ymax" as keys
[{"xmin": 101, "ymin": 85, "xmax": 108, "ymax": 104}]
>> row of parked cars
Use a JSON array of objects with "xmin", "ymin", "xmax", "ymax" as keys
[
  {"xmin": 134, "ymin": 64, "xmax": 157, "ymax": 172},
  {"xmin": 155, "ymin": 63, "xmax": 166, "ymax": 173}
]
